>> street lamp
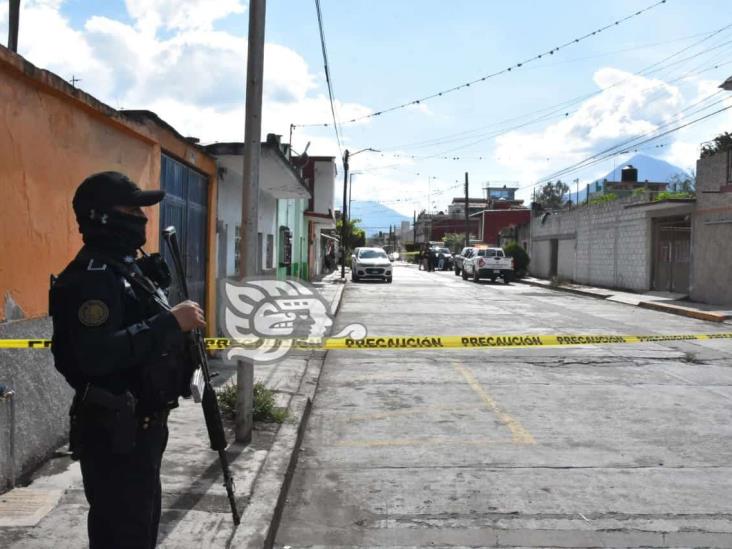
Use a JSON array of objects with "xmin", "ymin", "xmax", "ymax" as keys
[
  {"xmin": 341, "ymin": 148, "xmax": 380, "ymax": 279},
  {"xmin": 719, "ymin": 75, "xmax": 732, "ymax": 91}
]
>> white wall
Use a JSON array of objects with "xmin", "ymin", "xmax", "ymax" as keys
[
  {"xmin": 313, "ymin": 160, "xmax": 335, "ymax": 215},
  {"xmin": 530, "ymin": 198, "xmax": 652, "ymax": 291},
  {"xmin": 216, "ymin": 154, "xmax": 279, "ymax": 277}
]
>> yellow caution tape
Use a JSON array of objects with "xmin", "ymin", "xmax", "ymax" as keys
[{"xmin": 2, "ymin": 333, "xmax": 731, "ymax": 351}]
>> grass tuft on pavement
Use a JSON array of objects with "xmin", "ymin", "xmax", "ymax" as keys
[{"xmin": 217, "ymin": 381, "xmax": 289, "ymax": 423}]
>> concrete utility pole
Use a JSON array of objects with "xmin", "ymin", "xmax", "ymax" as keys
[
  {"xmin": 464, "ymin": 172, "xmax": 470, "ymax": 248},
  {"xmin": 340, "ymin": 149, "xmax": 350, "ymax": 279},
  {"xmin": 236, "ymin": 0, "xmax": 266, "ymax": 444},
  {"xmin": 8, "ymin": 0, "xmax": 20, "ymax": 52},
  {"xmin": 413, "ymin": 210, "xmax": 416, "ymax": 244}
]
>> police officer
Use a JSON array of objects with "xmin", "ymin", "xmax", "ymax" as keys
[{"xmin": 49, "ymin": 171, "xmax": 205, "ymax": 548}]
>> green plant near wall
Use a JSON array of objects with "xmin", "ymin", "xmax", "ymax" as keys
[
  {"xmin": 654, "ymin": 191, "xmax": 695, "ymax": 201},
  {"xmin": 503, "ymin": 242, "xmax": 530, "ymax": 277},
  {"xmin": 589, "ymin": 193, "xmax": 618, "ymax": 205},
  {"xmin": 336, "ymin": 217, "xmax": 366, "ymax": 257},
  {"xmin": 443, "ymin": 233, "xmax": 468, "ymax": 253}
]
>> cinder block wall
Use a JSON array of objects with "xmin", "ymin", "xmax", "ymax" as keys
[
  {"xmin": 691, "ymin": 153, "xmax": 732, "ymax": 305},
  {"xmin": 530, "ymin": 198, "xmax": 651, "ymax": 291},
  {"xmin": 0, "ymin": 318, "xmax": 72, "ymax": 492}
]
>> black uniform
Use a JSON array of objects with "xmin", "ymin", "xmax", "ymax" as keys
[{"xmin": 50, "ymin": 172, "xmax": 188, "ymax": 549}]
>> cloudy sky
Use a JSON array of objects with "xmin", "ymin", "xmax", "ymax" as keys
[{"xmin": 2, "ymin": 0, "xmax": 731, "ymax": 216}]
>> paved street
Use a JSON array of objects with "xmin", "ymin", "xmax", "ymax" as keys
[{"xmin": 276, "ymin": 264, "xmax": 732, "ymax": 548}]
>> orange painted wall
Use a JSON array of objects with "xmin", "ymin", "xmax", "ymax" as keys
[{"xmin": 0, "ymin": 47, "xmax": 218, "ymax": 332}]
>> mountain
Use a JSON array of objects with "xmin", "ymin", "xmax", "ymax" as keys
[
  {"xmin": 601, "ymin": 154, "xmax": 690, "ymax": 183},
  {"xmin": 567, "ymin": 154, "xmax": 690, "ymax": 204},
  {"xmin": 349, "ymin": 201, "xmax": 411, "ymax": 236}
]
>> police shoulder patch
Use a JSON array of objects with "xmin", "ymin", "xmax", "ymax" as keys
[{"xmin": 78, "ymin": 300, "xmax": 110, "ymax": 327}]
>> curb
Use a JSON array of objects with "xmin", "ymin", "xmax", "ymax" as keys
[
  {"xmin": 519, "ymin": 278, "xmax": 730, "ymax": 324},
  {"xmin": 638, "ymin": 301, "xmax": 728, "ymax": 323},
  {"xmin": 227, "ymin": 394, "xmax": 312, "ymax": 548},
  {"xmin": 226, "ymin": 282, "xmax": 345, "ymax": 548},
  {"xmin": 516, "ymin": 278, "xmax": 610, "ymax": 300}
]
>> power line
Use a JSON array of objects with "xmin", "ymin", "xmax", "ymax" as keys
[
  {"xmin": 376, "ymin": 24, "xmax": 732, "ymax": 159},
  {"xmin": 531, "ymin": 100, "xmax": 732, "ymax": 186},
  {"xmin": 292, "ymin": 0, "xmax": 670, "ymax": 128},
  {"xmin": 313, "ymin": 0, "xmax": 343, "ymax": 158},
  {"xmin": 347, "ymin": 26, "xmax": 732, "ymax": 154},
  {"xmin": 337, "ymin": 29, "xmax": 732, "ymax": 174}
]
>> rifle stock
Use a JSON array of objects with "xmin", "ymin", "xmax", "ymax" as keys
[{"xmin": 162, "ymin": 226, "xmax": 241, "ymax": 525}]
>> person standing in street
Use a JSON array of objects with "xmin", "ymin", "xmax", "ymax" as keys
[
  {"xmin": 427, "ymin": 245, "xmax": 436, "ymax": 272},
  {"xmin": 49, "ymin": 172, "xmax": 205, "ymax": 548}
]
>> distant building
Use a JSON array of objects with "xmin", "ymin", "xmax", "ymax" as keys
[
  {"xmin": 447, "ymin": 197, "xmax": 488, "ymax": 218},
  {"xmin": 474, "ymin": 209, "xmax": 531, "ymax": 246},
  {"xmin": 302, "ymin": 156, "xmax": 337, "ymax": 279},
  {"xmin": 587, "ymin": 165, "xmax": 669, "ymax": 200}
]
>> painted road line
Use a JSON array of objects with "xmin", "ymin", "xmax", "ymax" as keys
[{"xmin": 452, "ymin": 363, "xmax": 536, "ymax": 445}]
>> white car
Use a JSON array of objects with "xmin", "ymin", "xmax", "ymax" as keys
[{"xmin": 351, "ymin": 247, "xmax": 393, "ymax": 283}]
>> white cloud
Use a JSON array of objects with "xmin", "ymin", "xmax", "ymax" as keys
[
  {"xmin": 495, "ymin": 67, "xmax": 685, "ymax": 186},
  {"xmin": 0, "ymin": 5, "xmax": 8, "ymax": 47},
  {"xmin": 124, "ymin": 0, "xmax": 245, "ymax": 33},
  {"xmin": 3, "ymin": 0, "xmax": 377, "ymax": 159}
]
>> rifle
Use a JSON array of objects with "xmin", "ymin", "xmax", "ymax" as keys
[{"xmin": 162, "ymin": 226, "xmax": 241, "ymax": 525}]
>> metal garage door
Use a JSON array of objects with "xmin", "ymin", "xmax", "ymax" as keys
[{"xmin": 159, "ymin": 154, "xmax": 208, "ymax": 308}]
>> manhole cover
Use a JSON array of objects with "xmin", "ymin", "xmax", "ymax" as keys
[{"xmin": 0, "ymin": 488, "xmax": 63, "ymax": 527}]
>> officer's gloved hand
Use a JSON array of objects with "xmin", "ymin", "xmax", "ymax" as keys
[{"xmin": 170, "ymin": 301, "xmax": 206, "ymax": 332}]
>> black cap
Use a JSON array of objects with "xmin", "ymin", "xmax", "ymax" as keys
[{"xmin": 73, "ymin": 171, "xmax": 165, "ymax": 217}]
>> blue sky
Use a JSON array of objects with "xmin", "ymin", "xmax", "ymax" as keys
[{"xmin": 2, "ymin": 0, "xmax": 731, "ymax": 215}]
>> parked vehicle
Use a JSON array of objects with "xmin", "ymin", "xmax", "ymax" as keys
[
  {"xmin": 351, "ymin": 247, "xmax": 393, "ymax": 283},
  {"xmin": 431, "ymin": 246, "xmax": 453, "ymax": 271},
  {"xmin": 461, "ymin": 247, "xmax": 513, "ymax": 283},
  {"xmin": 453, "ymin": 246, "xmax": 475, "ymax": 276}
]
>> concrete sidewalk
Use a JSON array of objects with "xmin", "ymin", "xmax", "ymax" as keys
[
  {"xmin": 0, "ymin": 273, "xmax": 345, "ymax": 549},
  {"xmin": 518, "ymin": 276, "xmax": 732, "ymax": 323}
]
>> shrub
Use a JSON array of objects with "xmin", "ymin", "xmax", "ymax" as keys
[
  {"xmin": 654, "ymin": 191, "xmax": 694, "ymax": 201},
  {"xmin": 589, "ymin": 193, "xmax": 618, "ymax": 205},
  {"xmin": 503, "ymin": 242, "xmax": 530, "ymax": 276},
  {"xmin": 217, "ymin": 381, "xmax": 288, "ymax": 423},
  {"xmin": 253, "ymin": 382, "xmax": 288, "ymax": 423}
]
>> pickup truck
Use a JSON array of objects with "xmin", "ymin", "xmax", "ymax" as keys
[
  {"xmin": 461, "ymin": 247, "xmax": 514, "ymax": 283},
  {"xmin": 453, "ymin": 247, "xmax": 475, "ymax": 276}
]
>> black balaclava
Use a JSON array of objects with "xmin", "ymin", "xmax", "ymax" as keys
[
  {"xmin": 73, "ymin": 171, "xmax": 164, "ymax": 258},
  {"xmin": 78, "ymin": 208, "xmax": 148, "ymax": 256}
]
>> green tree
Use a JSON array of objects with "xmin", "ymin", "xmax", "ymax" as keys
[
  {"xmin": 442, "ymin": 232, "xmax": 468, "ymax": 253},
  {"xmin": 537, "ymin": 180, "xmax": 570, "ymax": 209},
  {"xmin": 700, "ymin": 132, "xmax": 732, "ymax": 158},
  {"xmin": 336, "ymin": 217, "xmax": 365, "ymax": 255},
  {"xmin": 503, "ymin": 242, "xmax": 530, "ymax": 276},
  {"xmin": 667, "ymin": 173, "xmax": 695, "ymax": 194}
]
